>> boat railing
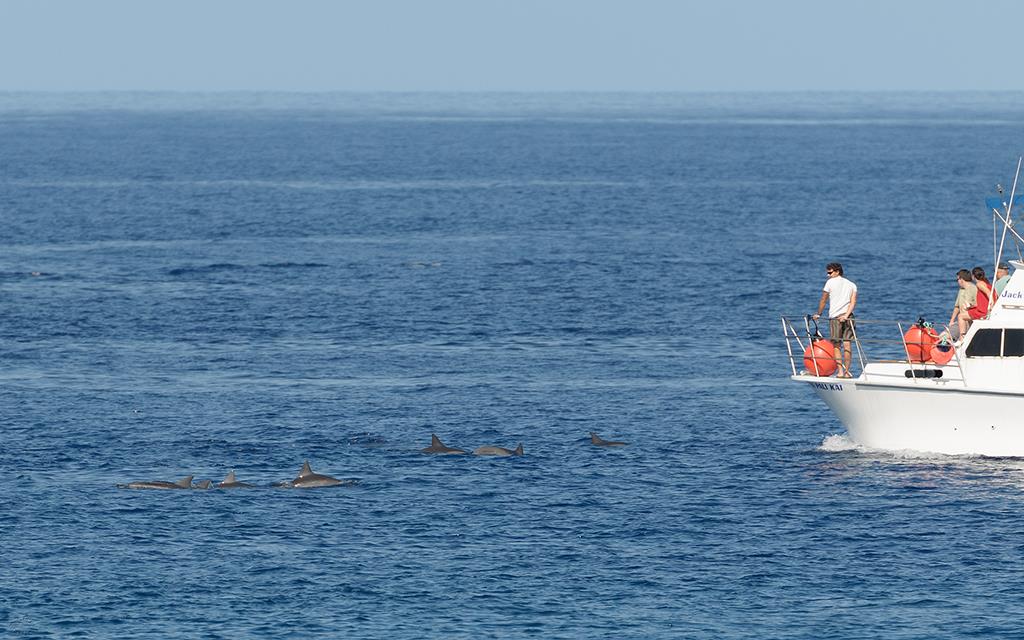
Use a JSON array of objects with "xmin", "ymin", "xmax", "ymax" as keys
[{"xmin": 780, "ymin": 315, "xmax": 966, "ymax": 381}]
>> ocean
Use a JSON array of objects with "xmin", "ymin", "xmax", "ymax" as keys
[{"xmin": 3, "ymin": 92, "xmax": 1024, "ymax": 638}]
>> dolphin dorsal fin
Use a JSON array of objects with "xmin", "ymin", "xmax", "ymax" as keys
[
  {"xmin": 195, "ymin": 479, "xmax": 212, "ymax": 489},
  {"xmin": 299, "ymin": 461, "xmax": 313, "ymax": 477},
  {"xmin": 514, "ymin": 443, "xmax": 523, "ymax": 456},
  {"xmin": 431, "ymin": 434, "xmax": 443, "ymax": 447},
  {"xmin": 175, "ymin": 476, "xmax": 193, "ymax": 488},
  {"xmin": 590, "ymin": 432, "xmax": 602, "ymax": 444},
  {"xmin": 223, "ymin": 470, "xmax": 236, "ymax": 483}
]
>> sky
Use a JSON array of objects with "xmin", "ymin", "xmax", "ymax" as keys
[{"xmin": 0, "ymin": 0, "xmax": 1021, "ymax": 92}]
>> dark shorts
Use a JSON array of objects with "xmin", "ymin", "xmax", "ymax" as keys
[{"xmin": 829, "ymin": 316, "xmax": 855, "ymax": 344}]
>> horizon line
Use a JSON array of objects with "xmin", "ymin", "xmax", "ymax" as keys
[{"xmin": 3, "ymin": 88, "xmax": 1024, "ymax": 95}]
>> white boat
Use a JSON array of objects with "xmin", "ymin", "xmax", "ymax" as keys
[{"xmin": 784, "ymin": 162, "xmax": 1024, "ymax": 456}]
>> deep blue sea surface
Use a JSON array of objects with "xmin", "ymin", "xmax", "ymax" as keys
[{"xmin": 4, "ymin": 92, "xmax": 1024, "ymax": 638}]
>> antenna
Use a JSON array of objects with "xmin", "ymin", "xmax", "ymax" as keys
[{"xmin": 995, "ymin": 157, "xmax": 1022, "ymax": 278}]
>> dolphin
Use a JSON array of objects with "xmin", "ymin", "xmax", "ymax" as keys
[
  {"xmin": 590, "ymin": 432, "xmax": 628, "ymax": 447},
  {"xmin": 117, "ymin": 475, "xmax": 194, "ymax": 490},
  {"xmin": 473, "ymin": 443, "xmax": 524, "ymax": 456},
  {"xmin": 422, "ymin": 434, "xmax": 467, "ymax": 455},
  {"xmin": 274, "ymin": 461, "xmax": 345, "ymax": 488},
  {"xmin": 193, "ymin": 479, "xmax": 213, "ymax": 489},
  {"xmin": 217, "ymin": 470, "xmax": 256, "ymax": 489}
]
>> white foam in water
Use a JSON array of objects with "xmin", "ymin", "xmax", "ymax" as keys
[
  {"xmin": 818, "ymin": 433, "xmax": 862, "ymax": 452},
  {"xmin": 818, "ymin": 433, "xmax": 984, "ymax": 461},
  {"xmin": 886, "ymin": 447, "xmax": 979, "ymax": 461}
]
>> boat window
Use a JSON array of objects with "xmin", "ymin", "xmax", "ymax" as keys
[
  {"xmin": 1004, "ymin": 329, "xmax": 1024, "ymax": 356},
  {"xmin": 965, "ymin": 329, "xmax": 1001, "ymax": 357}
]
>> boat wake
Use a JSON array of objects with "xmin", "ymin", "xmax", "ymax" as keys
[{"xmin": 818, "ymin": 433, "xmax": 987, "ymax": 461}]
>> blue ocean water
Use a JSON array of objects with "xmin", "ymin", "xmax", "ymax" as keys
[{"xmin": 3, "ymin": 92, "xmax": 1024, "ymax": 638}]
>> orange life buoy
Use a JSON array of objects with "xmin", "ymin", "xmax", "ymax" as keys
[
  {"xmin": 904, "ymin": 325, "xmax": 938, "ymax": 363},
  {"xmin": 803, "ymin": 340, "xmax": 837, "ymax": 376},
  {"xmin": 930, "ymin": 340, "xmax": 955, "ymax": 365}
]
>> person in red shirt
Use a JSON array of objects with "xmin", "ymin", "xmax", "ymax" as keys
[{"xmin": 969, "ymin": 266, "xmax": 994, "ymax": 321}]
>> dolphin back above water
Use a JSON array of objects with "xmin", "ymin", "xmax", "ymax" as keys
[
  {"xmin": 473, "ymin": 443, "xmax": 524, "ymax": 456},
  {"xmin": 422, "ymin": 434, "xmax": 467, "ymax": 455},
  {"xmin": 117, "ymin": 475, "xmax": 194, "ymax": 490},
  {"xmin": 217, "ymin": 470, "xmax": 256, "ymax": 489},
  {"xmin": 590, "ymin": 432, "xmax": 628, "ymax": 447},
  {"xmin": 275, "ymin": 461, "xmax": 345, "ymax": 488}
]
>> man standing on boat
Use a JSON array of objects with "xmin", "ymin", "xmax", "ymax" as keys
[{"xmin": 812, "ymin": 262, "xmax": 857, "ymax": 377}]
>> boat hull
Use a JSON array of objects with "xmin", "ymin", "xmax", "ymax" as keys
[{"xmin": 799, "ymin": 376, "xmax": 1024, "ymax": 456}]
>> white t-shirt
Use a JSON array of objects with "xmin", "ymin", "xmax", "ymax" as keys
[{"xmin": 824, "ymin": 276, "xmax": 857, "ymax": 318}]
